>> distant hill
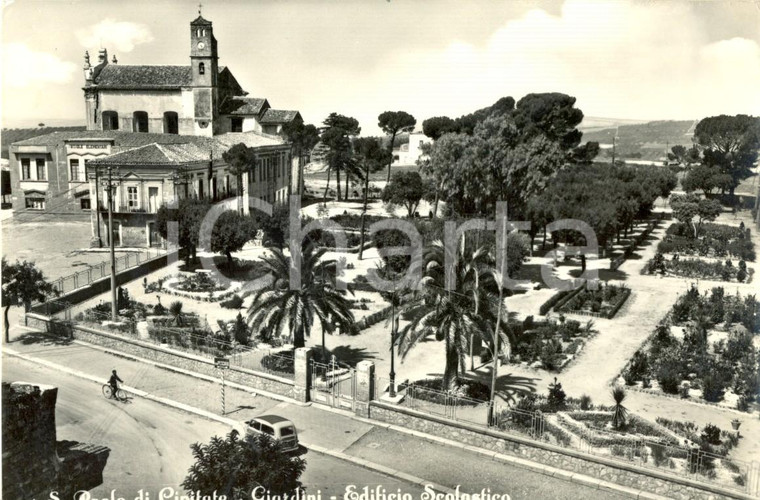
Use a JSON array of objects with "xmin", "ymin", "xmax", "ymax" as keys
[
  {"xmin": 582, "ymin": 120, "xmax": 696, "ymax": 161},
  {"xmin": 1, "ymin": 126, "xmax": 87, "ymax": 159},
  {"xmin": 578, "ymin": 116, "xmax": 650, "ymax": 132}
]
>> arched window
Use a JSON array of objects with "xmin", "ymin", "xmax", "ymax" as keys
[
  {"xmin": 102, "ymin": 111, "xmax": 119, "ymax": 131},
  {"xmin": 163, "ymin": 112, "xmax": 179, "ymax": 134},
  {"xmin": 202, "ymin": 29, "xmax": 206, "ymax": 36},
  {"xmin": 133, "ymin": 111, "xmax": 149, "ymax": 133},
  {"xmin": 196, "ymin": 29, "xmax": 201, "ymax": 37},
  {"xmin": 199, "ymin": 62, "xmax": 205, "ymax": 75}
]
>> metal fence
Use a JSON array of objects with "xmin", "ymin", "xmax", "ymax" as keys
[
  {"xmin": 39, "ymin": 299, "xmax": 296, "ymax": 380},
  {"xmin": 375, "ymin": 381, "xmax": 757, "ymax": 495},
  {"xmin": 50, "ymin": 247, "xmax": 165, "ymax": 296}
]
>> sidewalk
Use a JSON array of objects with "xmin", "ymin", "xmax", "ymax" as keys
[{"xmin": 2, "ymin": 325, "xmax": 644, "ymax": 500}]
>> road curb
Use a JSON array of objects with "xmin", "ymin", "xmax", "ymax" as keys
[
  {"xmin": 3, "ymin": 342, "xmax": 681, "ymax": 500},
  {"xmin": 3, "ymin": 347, "xmax": 453, "ymax": 496}
]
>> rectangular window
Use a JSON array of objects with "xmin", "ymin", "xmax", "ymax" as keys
[
  {"xmin": 148, "ymin": 187, "xmax": 158, "ymax": 213},
  {"xmin": 127, "ymin": 186, "xmax": 139, "ymax": 209},
  {"xmin": 80, "ymin": 198, "xmax": 91, "ymax": 210},
  {"xmin": 25, "ymin": 197, "xmax": 45, "ymax": 210},
  {"xmin": 36, "ymin": 158, "xmax": 46, "ymax": 180},
  {"xmin": 21, "ymin": 158, "xmax": 31, "ymax": 180},
  {"xmin": 70, "ymin": 159, "xmax": 81, "ymax": 181},
  {"xmin": 231, "ymin": 118, "xmax": 243, "ymax": 133}
]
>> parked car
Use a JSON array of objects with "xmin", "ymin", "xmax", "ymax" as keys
[{"xmin": 244, "ymin": 415, "xmax": 299, "ymax": 452}]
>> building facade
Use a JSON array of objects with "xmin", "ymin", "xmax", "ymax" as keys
[{"xmin": 8, "ymin": 14, "xmax": 302, "ymax": 245}]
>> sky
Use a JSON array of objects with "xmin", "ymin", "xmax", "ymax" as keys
[{"xmin": 2, "ymin": 0, "xmax": 760, "ymax": 136}]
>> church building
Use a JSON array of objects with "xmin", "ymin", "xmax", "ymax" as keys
[{"xmin": 9, "ymin": 14, "xmax": 302, "ymax": 248}]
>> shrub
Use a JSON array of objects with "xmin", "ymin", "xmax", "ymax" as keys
[
  {"xmin": 579, "ymin": 394, "xmax": 593, "ymax": 410},
  {"xmin": 261, "ymin": 351, "xmax": 295, "ymax": 374},
  {"xmin": 539, "ymin": 290, "xmax": 569, "ymax": 315},
  {"xmin": 221, "ymin": 294, "xmax": 244, "ymax": 309},
  {"xmin": 700, "ymin": 424, "xmax": 722, "ymax": 446},
  {"xmin": 153, "ymin": 302, "xmax": 167, "ymax": 315},
  {"xmin": 701, "ymin": 374, "xmax": 727, "ymax": 402},
  {"xmin": 546, "ymin": 377, "xmax": 567, "ymax": 411}
]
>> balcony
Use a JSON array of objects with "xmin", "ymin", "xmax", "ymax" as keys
[{"xmin": 98, "ymin": 203, "xmax": 156, "ymax": 214}]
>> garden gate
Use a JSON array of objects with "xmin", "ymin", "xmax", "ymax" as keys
[{"xmin": 310, "ymin": 357, "xmax": 356, "ymax": 410}]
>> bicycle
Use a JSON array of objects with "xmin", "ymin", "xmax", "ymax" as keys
[{"xmin": 102, "ymin": 384, "xmax": 127, "ymax": 402}]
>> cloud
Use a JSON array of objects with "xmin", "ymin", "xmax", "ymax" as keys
[
  {"xmin": 1, "ymin": 43, "xmax": 77, "ymax": 88},
  {"xmin": 302, "ymin": 0, "xmax": 760, "ymax": 135},
  {"xmin": 76, "ymin": 19, "xmax": 153, "ymax": 53}
]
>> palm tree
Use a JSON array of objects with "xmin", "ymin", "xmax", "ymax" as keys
[
  {"xmin": 169, "ymin": 301, "xmax": 184, "ymax": 327},
  {"xmin": 396, "ymin": 241, "xmax": 508, "ymax": 391},
  {"xmin": 246, "ymin": 243, "xmax": 354, "ymax": 351},
  {"xmin": 611, "ymin": 386, "xmax": 628, "ymax": 430}
]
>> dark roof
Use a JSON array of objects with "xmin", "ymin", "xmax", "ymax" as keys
[
  {"xmin": 221, "ymin": 97, "xmax": 269, "ymax": 115},
  {"xmin": 91, "ymin": 143, "xmax": 215, "ymax": 165},
  {"xmin": 259, "ymin": 109, "xmax": 301, "ymax": 124},
  {"xmin": 253, "ymin": 415, "xmax": 292, "ymax": 425},
  {"xmin": 191, "ymin": 15, "xmax": 212, "ymax": 26},
  {"xmin": 94, "ymin": 65, "xmax": 192, "ymax": 89},
  {"xmin": 13, "ymin": 131, "xmax": 207, "ymax": 148}
]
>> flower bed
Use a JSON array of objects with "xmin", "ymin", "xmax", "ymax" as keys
[
  {"xmin": 405, "ymin": 377, "xmax": 491, "ymax": 406},
  {"xmin": 620, "ymin": 286, "xmax": 759, "ymax": 410},
  {"xmin": 645, "ymin": 250, "xmax": 754, "ymax": 283},
  {"xmin": 162, "ymin": 274, "xmax": 242, "ymax": 302},
  {"xmin": 510, "ymin": 317, "xmax": 597, "ymax": 372},
  {"xmin": 658, "ymin": 222, "xmax": 754, "ymax": 261},
  {"xmin": 556, "ymin": 282, "xmax": 630, "ymax": 319}
]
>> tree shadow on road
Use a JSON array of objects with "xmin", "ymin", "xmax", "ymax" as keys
[
  {"xmin": 17, "ymin": 330, "xmax": 74, "ymax": 347},
  {"xmin": 317, "ymin": 345, "xmax": 378, "ymax": 367}
]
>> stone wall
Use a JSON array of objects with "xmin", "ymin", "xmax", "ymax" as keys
[
  {"xmin": 368, "ymin": 401, "xmax": 755, "ymax": 500},
  {"xmin": 26, "ymin": 314, "xmax": 299, "ymax": 400},
  {"xmin": 2, "ymin": 382, "xmax": 110, "ymax": 500}
]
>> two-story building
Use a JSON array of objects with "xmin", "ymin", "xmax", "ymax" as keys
[{"xmin": 8, "ymin": 14, "xmax": 302, "ymax": 246}]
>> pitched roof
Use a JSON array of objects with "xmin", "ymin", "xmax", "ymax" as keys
[
  {"xmin": 259, "ymin": 109, "xmax": 301, "ymax": 124},
  {"xmin": 215, "ymin": 132, "xmax": 285, "ymax": 148},
  {"xmin": 191, "ymin": 15, "xmax": 212, "ymax": 26},
  {"xmin": 220, "ymin": 96, "xmax": 269, "ymax": 115},
  {"xmin": 93, "ymin": 65, "xmax": 193, "ymax": 89}
]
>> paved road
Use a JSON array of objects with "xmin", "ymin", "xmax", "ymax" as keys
[
  {"xmin": 5, "ymin": 334, "xmax": 631, "ymax": 500},
  {"xmin": 3, "ymin": 355, "xmax": 427, "ymax": 499}
]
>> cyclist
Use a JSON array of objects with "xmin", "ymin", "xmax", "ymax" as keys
[{"xmin": 108, "ymin": 370, "xmax": 123, "ymax": 399}]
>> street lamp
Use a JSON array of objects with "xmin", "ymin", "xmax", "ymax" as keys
[
  {"xmin": 98, "ymin": 165, "xmax": 120, "ymax": 321},
  {"xmin": 389, "ymin": 295, "xmax": 398, "ymax": 397}
]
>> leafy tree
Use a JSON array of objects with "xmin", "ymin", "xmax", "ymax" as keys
[
  {"xmin": 210, "ymin": 211, "xmax": 258, "ymax": 266},
  {"xmin": 222, "ymin": 143, "xmax": 256, "ymax": 213},
  {"xmin": 233, "ymin": 312, "xmax": 250, "ymax": 345},
  {"xmin": 182, "ymin": 431, "xmax": 305, "ymax": 499},
  {"xmin": 422, "ymin": 116, "xmax": 457, "ymax": 140},
  {"xmin": 418, "ymin": 132, "xmax": 473, "ymax": 217},
  {"xmin": 281, "ymin": 120, "xmax": 320, "ymax": 195},
  {"xmin": 453, "ymin": 96, "xmax": 515, "ymax": 134},
  {"xmin": 246, "ymin": 243, "xmax": 354, "ymax": 348},
  {"xmin": 694, "ymin": 114, "xmax": 760, "ymax": 200},
  {"xmin": 354, "ymin": 137, "xmax": 392, "ymax": 259},
  {"xmin": 670, "ymin": 193, "xmax": 722, "ymax": 238},
  {"xmin": 321, "ymin": 113, "xmax": 360, "ymax": 201},
  {"xmin": 382, "ymin": 171, "xmax": 426, "ymax": 217},
  {"xmin": 378, "ymin": 111, "xmax": 417, "ymax": 182},
  {"xmin": 156, "ymin": 198, "xmax": 211, "ymax": 264},
  {"xmin": 682, "ymin": 164, "xmax": 719, "ymax": 194},
  {"xmin": 570, "ymin": 141, "xmax": 600, "ymax": 164},
  {"xmin": 513, "ymin": 93, "xmax": 584, "ymax": 150},
  {"xmin": 546, "ymin": 377, "xmax": 567, "ymax": 411},
  {"xmin": 254, "ymin": 203, "xmax": 290, "ymax": 249},
  {"xmin": 2, "ymin": 258, "xmax": 57, "ymax": 342},
  {"xmin": 397, "ymin": 242, "xmax": 508, "ymax": 390}
]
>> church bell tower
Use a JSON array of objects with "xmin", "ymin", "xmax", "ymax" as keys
[{"xmin": 190, "ymin": 12, "xmax": 218, "ymax": 136}]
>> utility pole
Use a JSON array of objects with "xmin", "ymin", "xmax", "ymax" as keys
[
  {"xmin": 100, "ymin": 165, "xmax": 119, "ymax": 321},
  {"xmin": 93, "ymin": 165, "xmax": 102, "ymax": 247},
  {"xmin": 488, "ymin": 203, "xmax": 508, "ymax": 426}
]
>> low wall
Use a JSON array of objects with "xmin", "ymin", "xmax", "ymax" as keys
[
  {"xmin": 368, "ymin": 401, "xmax": 755, "ymax": 500},
  {"xmin": 30, "ymin": 252, "xmax": 172, "ymax": 314},
  {"xmin": 25, "ymin": 313, "xmax": 298, "ymax": 400}
]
